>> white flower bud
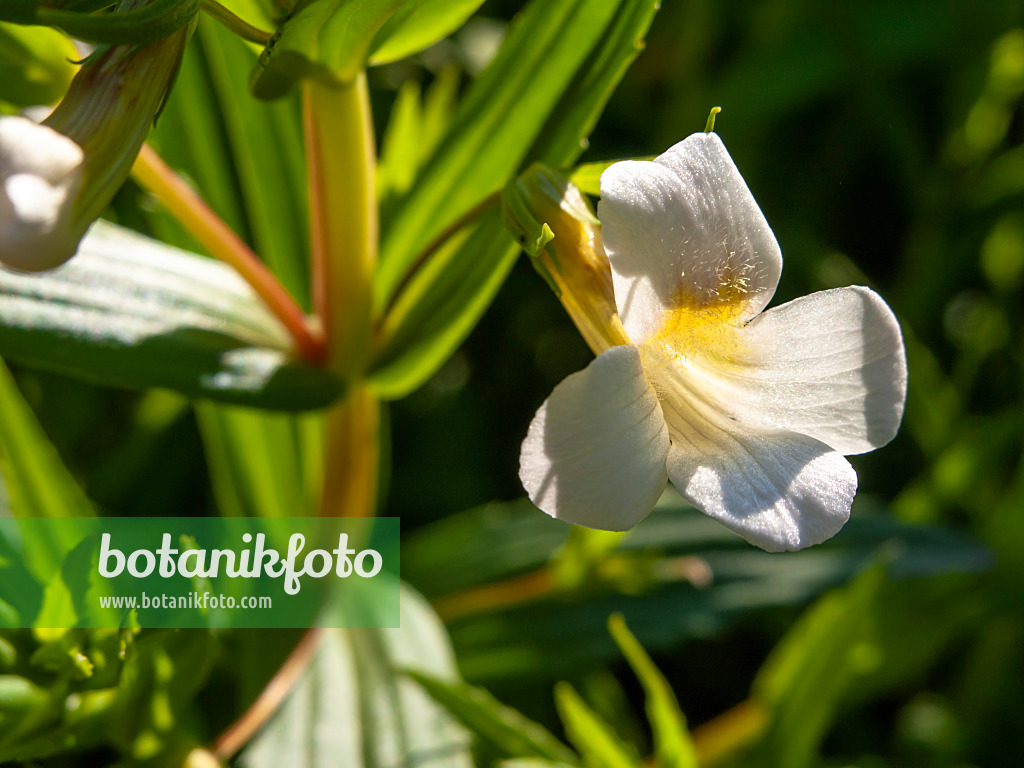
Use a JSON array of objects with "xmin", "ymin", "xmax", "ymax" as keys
[{"xmin": 0, "ymin": 116, "xmax": 85, "ymax": 272}]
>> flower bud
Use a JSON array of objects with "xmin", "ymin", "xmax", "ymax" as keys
[
  {"xmin": 0, "ymin": 16, "xmax": 193, "ymax": 272},
  {"xmin": 502, "ymin": 164, "xmax": 630, "ymax": 354},
  {"xmin": 0, "ymin": 116, "xmax": 85, "ymax": 272}
]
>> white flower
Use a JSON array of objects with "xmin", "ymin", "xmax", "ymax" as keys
[
  {"xmin": 519, "ymin": 132, "xmax": 907, "ymax": 552},
  {"xmin": 0, "ymin": 115, "xmax": 85, "ymax": 272}
]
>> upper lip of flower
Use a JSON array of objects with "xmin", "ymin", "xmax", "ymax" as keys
[{"xmin": 519, "ymin": 131, "xmax": 908, "ymax": 552}]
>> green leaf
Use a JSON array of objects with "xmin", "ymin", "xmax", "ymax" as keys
[
  {"xmin": 148, "ymin": 17, "xmax": 324, "ymax": 524},
  {"xmin": 377, "ymin": 0, "xmax": 621, "ymax": 300},
  {"xmin": 110, "ymin": 628, "xmax": 217, "ymax": 760},
  {"xmin": 195, "ymin": 402, "xmax": 322, "ymax": 517},
  {"xmin": 0, "ymin": 358, "xmax": 95, "ymax": 630},
  {"xmin": 568, "ymin": 157, "xmax": 652, "ymax": 196},
  {"xmin": 368, "ymin": 0, "xmax": 488, "ymax": 65},
  {"xmin": 369, "ymin": 206, "xmax": 519, "ymax": 399},
  {"xmin": 378, "ymin": 64, "xmax": 460, "ymax": 221},
  {"xmin": 554, "ymin": 682, "xmax": 639, "ymax": 768},
  {"xmin": 378, "ymin": 78, "xmax": 424, "ymax": 204},
  {"xmin": 240, "ymin": 584, "xmax": 473, "ymax": 768},
  {"xmin": 250, "ymin": 0, "xmax": 405, "ymax": 99},
  {"xmin": 409, "ymin": 671, "xmax": 579, "ymax": 764},
  {"xmin": 747, "ymin": 567, "xmax": 989, "ymax": 768},
  {"xmin": 371, "ymin": 0, "xmax": 659, "ymax": 398},
  {"xmin": 0, "ymin": 221, "xmax": 342, "ymax": 411},
  {"xmin": 0, "ymin": 22, "xmax": 77, "ymax": 109},
  {"xmin": 0, "ymin": 361, "xmax": 94, "ymax": 519},
  {"xmin": 192, "ymin": 19, "xmax": 312, "ymax": 307},
  {"xmin": 403, "ymin": 494, "xmax": 992, "ymax": 685},
  {"xmin": 607, "ymin": 615, "xmax": 697, "ymax": 768}
]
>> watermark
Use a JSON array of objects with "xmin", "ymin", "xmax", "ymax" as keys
[{"xmin": 0, "ymin": 517, "xmax": 399, "ymax": 630}]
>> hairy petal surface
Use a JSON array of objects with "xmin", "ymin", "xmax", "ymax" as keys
[
  {"xmin": 679, "ymin": 286, "xmax": 907, "ymax": 455},
  {"xmin": 655, "ymin": 371, "xmax": 857, "ymax": 551},
  {"xmin": 599, "ymin": 132, "xmax": 782, "ymax": 345},
  {"xmin": 520, "ymin": 344, "xmax": 670, "ymax": 531}
]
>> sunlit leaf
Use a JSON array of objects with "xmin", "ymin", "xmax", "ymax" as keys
[
  {"xmin": 554, "ymin": 682, "xmax": 639, "ymax": 768},
  {"xmin": 250, "ymin": 0, "xmax": 405, "ymax": 99},
  {"xmin": 0, "ymin": 221, "xmax": 342, "ymax": 411},
  {"xmin": 0, "ymin": 22, "xmax": 77, "ymax": 109},
  {"xmin": 607, "ymin": 615, "xmax": 697, "ymax": 768},
  {"xmin": 369, "ymin": 0, "xmax": 488, "ymax": 66},
  {"xmin": 371, "ymin": 0, "xmax": 659, "ymax": 399}
]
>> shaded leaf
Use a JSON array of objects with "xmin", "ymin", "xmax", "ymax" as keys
[
  {"xmin": 240, "ymin": 584, "xmax": 473, "ymax": 768},
  {"xmin": 409, "ymin": 671, "xmax": 578, "ymax": 764},
  {"xmin": 402, "ymin": 494, "xmax": 992, "ymax": 685},
  {"xmin": 746, "ymin": 567, "xmax": 989, "ymax": 768}
]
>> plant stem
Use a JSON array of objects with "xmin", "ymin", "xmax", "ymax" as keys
[
  {"xmin": 304, "ymin": 75, "xmax": 377, "ymax": 379},
  {"xmin": 200, "ymin": 0, "xmax": 272, "ymax": 45},
  {"xmin": 132, "ymin": 144, "xmax": 326, "ymax": 364},
  {"xmin": 319, "ymin": 386, "xmax": 380, "ymax": 517}
]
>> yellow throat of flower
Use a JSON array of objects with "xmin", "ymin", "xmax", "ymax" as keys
[{"xmin": 642, "ymin": 277, "xmax": 750, "ymax": 367}]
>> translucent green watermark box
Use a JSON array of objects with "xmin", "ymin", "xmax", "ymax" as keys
[{"xmin": 0, "ymin": 517, "xmax": 399, "ymax": 629}]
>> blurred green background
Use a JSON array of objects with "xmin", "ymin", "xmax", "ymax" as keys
[{"xmin": 5, "ymin": 1, "xmax": 1024, "ymax": 766}]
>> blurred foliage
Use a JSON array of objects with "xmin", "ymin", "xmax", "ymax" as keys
[{"xmin": 2, "ymin": 0, "xmax": 1024, "ymax": 767}]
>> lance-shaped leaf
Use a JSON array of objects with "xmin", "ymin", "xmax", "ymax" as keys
[
  {"xmin": 608, "ymin": 615, "xmax": 697, "ymax": 768},
  {"xmin": 369, "ymin": 0, "xmax": 659, "ymax": 400},
  {"xmin": 554, "ymin": 682, "xmax": 640, "ymax": 768},
  {"xmin": 0, "ymin": 221, "xmax": 342, "ymax": 411},
  {"xmin": 409, "ymin": 671, "xmax": 579, "ymax": 763},
  {"xmin": 0, "ymin": 358, "xmax": 95, "ymax": 631}
]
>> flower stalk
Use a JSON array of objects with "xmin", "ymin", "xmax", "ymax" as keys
[
  {"xmin": 131, "ymin": 144, "xmax": 326, "ymax": 364},
  {"xmin": 304, "ymin": 75, "xmax": 377, "ymax": 380}
]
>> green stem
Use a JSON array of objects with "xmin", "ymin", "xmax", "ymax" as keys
[
  {"xmin": 200, "ymin": 0, "xmax": 271, "ymax": 45},
  {"xmin": 304, "ymin": 74, "xmax": 377, "ymax": 380}
]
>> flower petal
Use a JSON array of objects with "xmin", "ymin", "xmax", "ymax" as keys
[
  {"xmin": 598, "ymin": 132, "xmax": 782, "ymax": 345},
  {"xmin": 679, "ymin": 286, "xmax": 907, "ymax": 455},
  {"xmin": 520, "ymin": 344, "xmax": 670, "ymax": 531},
  {"xmin": 664, "ymin": 420, "xmax": 857, "ymax": 552},
  {"xmin": 1, "ymin": 116, "xmax": 84, "ymax": 272}
]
